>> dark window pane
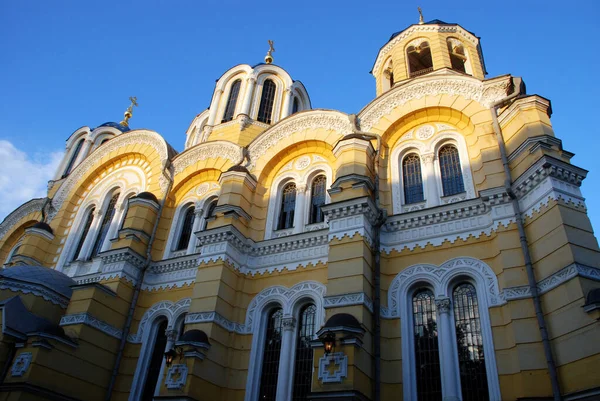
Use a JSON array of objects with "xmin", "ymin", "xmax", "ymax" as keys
[
  {"xmin": 407, "ymin": 41, "xmax": 433, "ymax": 77},
  {"xmin": 91, "ymin": 193, "xmax": 119, "ymax": 258},
  {"xmin": 439, "ymin": 145, "xmax": 465, "ymax": 196},
  {"xmin": 292, "ymin": 97, "xmax": 300, "ymax": 114},
  {"xmin": 62, "ymin": 139, "xmax": 84, "ymax": 178},
  {"xmin": 453, "ymin": 283, "xmax": 489, "ymax": 401},
  {"xmin": 258, "ymin": 308, "xmax": 284, "ymax": 401},
  {"xmin": 309, "ymin": 176, "xmax": 326, "ymax": 224},
  {"xmin": 72, "ymin": 207, "xmax": 95, "ymax": 261},
  {"xmin": 413, "ymin": 289, "xmax": 442, "ymax": 401},
  {"xmin": 176, "ymin": 206, "xmax": 196, "ymax": 251},
  {"xmin": 141, "ymin": 320, "xmax": 168, "ymax": 401},
  {"xmin": 403, "ymin": 154, "xmax": 424, "ymax": 204},
  {"xmin": 258, "ymin": 79, "xmax": 276, "ymax": 124},
  {"xmin": 277, "ymin": 183, "xmax": 296, "ymax": 230},
  {"xmin": 292, "ymin": 304, "xmax": 316, "ymax": 401},
  {"xmin": 222, "ymin": 79, "xmax": 241, "ymax": 123},
  {"xmin": 448, "ymin": 42, "xmax": 467, "ymax": 74}
]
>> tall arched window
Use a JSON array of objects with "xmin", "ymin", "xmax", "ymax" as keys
[
  {"xmin": 292, "ymin": 97, "xmax": 300, "ymax": 114},
  {"xmin": 403, "ymin": 154, "xmax": 424, "ymax": 204},
  {"xmin": 91, "ymin": 193, "xmax": 119, "ymax": 258},
  {"xmin": 292, "ymin": 304, "xmax": 316, "ymax": 401},
  {"xmin": 407, "ymin": 41, "xmax": 433, "ymax": 78},
  {"xmin": 439, "ymin": 145, "xmax": 465, "ymax": 196},
  {"xmin": 453, "ymin": 283, "xmax": 489, "ymax": 401},
  {"xmin": 176, "ymin": 206, "xmax": 195, "ymax": 251},
  {"xmin": 257, "ymin": 79, "xmax": 276, "ymax": 124},
  {"xmin": 62, "ymin": 138, "xmax": 84, "ymax": 178},
  {"xmin": 72, "ymin": 207, "xmax": 95, "ymax": 261},
  {"xmin": 258, "ymin": 308, "xmax": 284, "ymax": 400},
  {"xmin": 141, "ymin": 320, "xmax": 168, "ymax": 401},
  {"xmin": 309, "ymin": 176, "xmax": 326, "ymax": 224},
  {"xmin": 222, "ymin": 79, "xmax": 241, "ymax": 123},
  {"xmin": 412, "ymin": 289, "xmax": 442, "ymax": 401},
  {"xmin": 202, "ymin": 200, "xmax": 218, "ymax": 230},
  {"xmin": 277, "ymin": 183, "xmax": 296, "ymax": 230}
]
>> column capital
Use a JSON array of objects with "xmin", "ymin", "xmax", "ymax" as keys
[
  {"xmin": 422, "ymin": 152, "xmax": 436, "ymax": 164},
  {"xmin": 435, "ymin": 297, "xmax": 451, "ymax": 314},
  {"xmin": 194, "ymin": 207, "xmax": 204, "ymax": 217},
  {"xmin": 246, "ymin": 76, "xmax": 257, "ymax": 84},
  {"xmin": 282, "ymin": 317, "xmax": 296, "ymax": 331},
  {"xmin": 165, "ymin": 329, "xmax": 179, "ymax": 342},
  {"xmin": 296, "ymin": 184, "xmax": 308, "ymax": 193}
]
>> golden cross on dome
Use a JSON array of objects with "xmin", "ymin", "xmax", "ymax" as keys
[
  {"xmin": 120, "ymin": 96, "xmax": 138, "ymax": 127},
  {"xmin": 265, "ymin": 40, "xmax": 275, "ymax": 64},
  {"xmin": 418, "ymin": 7, "xmax": 424, "ymax": 24}
]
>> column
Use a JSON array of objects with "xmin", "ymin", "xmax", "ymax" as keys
[
  {"xmin": 435, "ymin": 297, "xmax": 461, "ymax": 401},
  {"xmin": 293, "ymin": 184, "xmax": 307, "ymax": 234},
  {"xmin": 422, "ymin": 153, "xmax": 440, "ymax": 208},
  {"xmin": 207, "ymin": 89, "xmax": 224, "ymax": 126},
  {"xmin": 240, "ymin": 76, "xmax": 256, "ymax": 117},
  {"xmin": 186, "ymin": 206, "xmax": 204, "ymax": 255},
  {"xmin": 78, "ymin": 209, "xmax": 103, "ymax": 260},
  {"xmin": 102, "ymin": 194, "xmax": 127, "ymax": 253},
  {"xmin": 72, "ymin": 139, "xmax": 94, "ymax": 170},
  {"xmin": 276, "ymin": 317, "xmax": 296, "ymax": 401},
  {"xmin": 281, "ymin": 87, "xmax": 293, "ymax": 119}
]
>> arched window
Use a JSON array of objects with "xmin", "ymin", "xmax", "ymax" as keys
[
  {"xmin": 292, "ymin": 304, "xmax": 316, "ymax": 401},
  {"xmin": 439, "ymin": 145, "xmax": 465, "ymax": 196},
  {"xmin": 72, "ymin": 207, "xmax": 95, "ymax": 261},
  {"xmin": 176, "ymin": 206, "xmax": 196, "ymax": 251},
  {"xmin": 277, "ymin": 183, "xmax": 296, "ymax": 230},
  {"xmin": 203, "ymin": 200, "xmax": 218, "ymax": 230},
  {"xmin": 258, "ymin": 308, "xmax": 284, "ymax": 400},
  {"xmin": 91, "ymin": 193, "xmax": 119, "ymax": 258},
  {"xmin": 407, "ymin": 41, "xmax": 433, "ymax": 78},
  {"xmin": 101, "ymin": 138, "xmax": 110, "ymax": 145},
  {"xmin": 257, "ymin": 79, "xmax": 276, "ymax": 124},
  {"xmin": 448, "ymin": 40, "xmax": 467, "ymax": 74},
  {"xmin": 309, "ymin": 175, "xmax": 326, "ymax": 224},
  {"xmin": 453, "ymin": 283, "xmax": 489, "ymax": 401},
  {"xmin": 292, "ymin": 97, "xmax": 300, "ymax": 114},
  {"xmin": 222, "ymin": 79, "xmax": 241, "ymax": 123},
  {"xmin": 62, "ymin": 138, "xmax": 84, "ymax": 178},
  {"xmin": 412, "ymin": 288, "xmax": 442, "ymax": 401},
  {"xmin": 141, "ymin": 320, "xmax": 168, "ymax": 401},
  {"xmin": 403, "ymin": 154, "xmax": 424, "ymax": 204}
]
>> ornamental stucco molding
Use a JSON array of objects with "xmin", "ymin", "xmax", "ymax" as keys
[
  {"xmin": 173, "ymin": 141, "xmax": 243, "ymax": 175},
  {"xmin": 128, "ymin": 298, "xmax": 191, "ymax": 343},
  {"xmin": 322, "ymin": 197, "xmax": 380, "ymax": 247},
  {"xmin": 0, "ymin": 278, "xmax": 70, "ymax": 309},
  {"xmin": 324, "ymin": 292, "xmax": 373, "ymax": 313},
  {"xmin": 358, "ymin": 76, "xmax": 511, "ymax": 132},
  {"xmin": 0, "ymin": 198, "xmax": 45, "ymax": 242},
  {"xmin": 142, "ymin": 254, "xmax": 201, "ymax": 291},
  {"xmin": 247, "ymin": 111, "xmax": 351, "ymax": 170},
  {"xmin": 60, "ymin": 313, "xmax": 122, "ymax": 339},
  {"xmin": 50, "ymin": 131, "xmax": 170, "ymax": 221}
]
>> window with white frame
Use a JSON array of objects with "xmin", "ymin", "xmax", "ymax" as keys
[
  {"xmin": 438, "ymin": 144, "xmax": 465, "ymax": 197},
  {"xmin": 277, "ymin": 182, "xmax": 297, "ymax": 230},
  {"xmin": 175, "ymin": 205, "xmax": 195, "ymax": 252},
  {"xmin": 167, "ymin": 197, "xmax": 218, "ymax": 258},
  {"xmin": 62, "ymin": 138, "xmax": 84, "ymax": 178},
  {"xmin": 308, "ymin": 175, "xmax": 326, "ymax": 225},
  {"xmin": 4, "ymin": 240, "xmax": 23, "ymax": 266},
  {"xmin": 402, "ymin": 153, "xmax": 425, "ymax": 204},
  {"xmin": 222, "ymin": 79, "xmax": 242, "ymax": 123},
  {"xmin": 71, "ymin": 206, "xmax": 96, "ymax": 262},
  {"xmin": 257, "ymin": 79, "xmax": 276, "ymax": 124},
  {"xmin": 90, "ymin": 192, "xmax": 119, "ymax": 258}
]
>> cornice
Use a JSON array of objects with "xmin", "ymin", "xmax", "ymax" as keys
[
  {"xmin": 497, "ymin": 95, "xmax": 552, "ymax": 127},
  {"xmin": 60, "ymin": 312, "xmax": 122, "ymax": 339},
  {"xmin": 513, "ymin": 155, "xmax": 587, "ymax": 196},
  {"xmin": 507, "ymin": 135, "xmax": 565, "ymax": 163},
  {"xmin": 0, "ymin": 278, "xmax": 70, "ymax": 309}
]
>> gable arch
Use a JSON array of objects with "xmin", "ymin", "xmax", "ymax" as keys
[{"xmin": 0, "ymin": 198, "xmax": 45, "ymax": 244}]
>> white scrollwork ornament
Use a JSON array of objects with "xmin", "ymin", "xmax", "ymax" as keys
[{"xmin": 416, "ymin": 125, "xmax": 435, "ymax": 140}]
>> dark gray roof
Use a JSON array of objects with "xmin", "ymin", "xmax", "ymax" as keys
[
  {"xmin": 0, "ymin": 265, "xmax": 76, "ymax": 299},
  {"xmin": 98, "ymin": 122, "xmax": 130, "ymax": 132},
  {"xmin": 324, "ymin": 313, "xmax": 361, "ymax": 329},
  {"xmin": 0, "ymin": 296, "xmax": 71, "ymax": 342}
]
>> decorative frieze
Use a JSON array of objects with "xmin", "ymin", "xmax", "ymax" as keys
[
  {"xmin": 322, "ymin": 197, "xmax": 380, "ymax": 247},
  {"xmin": 0, "ymin": 278, "xmax": 70, "ymax": 309},
  {"xmin": 60, "ymin": 313, "xmax": 123, "ymax": 339},
  {"xmin": 324, "ymin": 292, "xmax": 373, "ymax": 313},
  {"xmin": 173, "ymin": 140, "xmax": 243, "ymax": 175}
]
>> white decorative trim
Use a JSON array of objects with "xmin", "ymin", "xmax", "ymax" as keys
[
  {"xmin": 359, "ymin": 75, "xmax": 511, "ymax": 132},
  {"xmin": 0, "ymin": 198, "xmax": 45, "ymax": 242},
  {"xmin": 318, "ymin": 352, "xmax": 348, "ymax": 383},
  {"xmin": 322, "ymin": 197, "xmax": 379, "ymax": 247},
  {"xmin": 50, "ymin": 130, "xmax": 171, "ymax": 220},
  {"xmin": 11, "ymin": 352, "xmax": 32, "ymax": 377},
  {"xmin": 185, "ymin": 311, "xmax": 245, "ymax": 333},
  {"xmin": 128, "ymin": 298, "xmax": 191, "ymax": 343},
  {"xmin": 247, "ymin": 110, "xmax": 351, "ymax": 170},
  {"xmin": 165, "ymin": 364, "xmax": 188, "ymax": 389},
  {"xmin": 60, "ymin": 313, "xmax": 122, "ymax": 339},
  {"xmin": 0, "ymin": 279, "xmax": 70, "ymax": 309},
  {"xmin": 143, "ymin": 254, "xmax": 200, "ymax": 291},
  {"xmin": 324, "ymin": 292, "xmax": 373, "ymax": 313},
  {"xmin": 173, "ymin": 141, "xmax": 243, "ymax": 175}
]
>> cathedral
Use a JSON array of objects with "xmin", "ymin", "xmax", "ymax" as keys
[{"xmin": 1, "ymin": 13, "xmax": 599, "ymax": 401}]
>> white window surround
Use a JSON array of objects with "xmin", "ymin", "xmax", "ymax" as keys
[
  {"xmin": 3, "ymin": 239, "xmax": 23, "ymax": 266},
  {"xmin": 215, "ymin": 73, "xmax": 247, "ymax": 123},
  {"xmin": 264, "ymin": 161, "xmax": 332, "ymax": 240},
  {"xmin": 390, "ymin": 127, "xmax": 475, "ymax": 215},
  {"xmin": 250, "ymin": 73, "xmax": 286, "ymax": 124},
  {"xmin": 129, "ymin": 298, "xmax": 190, "ymax": 401},
  {"xmin": 244, "ymin": 281, "xmax": 326, "ymax": 401},
  {"xmin": 388, "ymin": 257, "xmax": 502, "ymax": 401},
  {"xmin": 164, "ymin": 193, "xmax": 219, "ymax": 259}
]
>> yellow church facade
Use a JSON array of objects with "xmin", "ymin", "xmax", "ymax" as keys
[{"xmin": 0, "ymin": 16, "xmax": 599, "ymax": 401}]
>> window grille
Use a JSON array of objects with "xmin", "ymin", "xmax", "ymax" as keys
[
  {"xmin": 292, "ymin": 304, "xmax": 317, "ymax": 401},
  {"xmin": 413, "ymin": 289, "xmax": 443, "ymax": 401},
  {"xmin": 176, "ymin": 206, "xmax": 195, "ymax": 251},
  {"xmin": 439, "ymin": 145, "xmax": 465, "ymax": 196},
  {"xmin": 258, "ymin": 308, "xmax": 284, "ymax": 401},
  {"xmin": 309, "ymin": 176, "xmax": 326, "ymax": 224},
  {"xmin": 91, "ymin": 193, "xmax": 119, "ymax": 258},
  {"xmin": 403, "ymin": 154, "xmax": 424, "ymax": 204},
  {"xmin": 257, "ymin": 79, "xmax": 276, "ymax": 124},
  {"xmin": 222, "ymin": 79, "xmax": 241, "ymax": 123},
  {"xmin": 62, "ymin": 138, "xmax": 84, "ymax": 178},
  {"xmin": 277, "ymin": 183, "xmax": 296, "ymax": 230},
  {"xmin": 292, "ymin": 97, "xmax": 300, "ymax": 114},
  {"xmin": 453, "ymin": 283, "xmax": 489, "ymax": 401},
  {"xmin": 141, "ymin": 320, "xmax": 168, "ymax": 401},
  {"xmin": 72, "ymin": 207, "xmax": 95, "ymax": 261}
]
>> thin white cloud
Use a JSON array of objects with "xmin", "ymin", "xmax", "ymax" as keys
[{"xmin": 0, "ymin": 140, "xmax": 63, "ymax": 221}]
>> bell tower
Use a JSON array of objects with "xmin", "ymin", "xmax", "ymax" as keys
[{"xmin": 372, "ymin": 9, "xmax": 487, "ymax": 95}]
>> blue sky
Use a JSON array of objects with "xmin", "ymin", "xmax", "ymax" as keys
[{"xmin": 1, "ymin": 0, "xmax": 599, "ymax": 233}]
